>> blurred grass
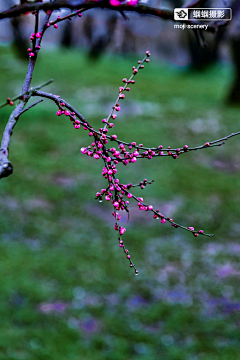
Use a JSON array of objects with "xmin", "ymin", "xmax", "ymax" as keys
[{"xmin": 0, "ymin": 45, "xmax": 240, "ymax": 360}]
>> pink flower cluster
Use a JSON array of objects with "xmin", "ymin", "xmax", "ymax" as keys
[{"xmin": 51, "ymin": 50, "xmax": 212, "ymax": 274}]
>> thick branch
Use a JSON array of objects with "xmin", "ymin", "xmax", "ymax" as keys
[{"xmin": 0, "ymin": 13, "xmax": 51, "ymax": 179}]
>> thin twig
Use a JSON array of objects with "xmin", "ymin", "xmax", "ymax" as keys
[
  {"xmin": 0, "ymin": 79, "xmax": 53, "ymax": 109},
  {"xmin": 18, "ymin": 99, "xmax": 43, "ymax": 117}
]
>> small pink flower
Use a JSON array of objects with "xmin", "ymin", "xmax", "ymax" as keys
[
  {"xmin": 119, "ymin": 227, "xmax": 126, "ymax": 235},
  {"xmin": 127, "ymin": 193, "xmax": 132, "ymax": 198},
  {"xmin": 74, "ymin": 124, "xmax": 80, "ymax": 129},
  {"xmin": 56, "ymin": 110, "xmax": 62, "ymax": 116},
  {"xmin": 161, "ymin": 218, "xmax": 166, "ymax": 224},
  {"xmin": 127, "ymin": 0, "xmax": 138, "ymax": 7},
  {"xmin": 110, "ymin": 0, "xmax": 120, "ymax": 5},
  {"xmin": 36, "ymin": 32, "xmax": 42, "ymax": 38},
  {"xmin": 94, "ymin": 154, "xmax": 99, "ymax": 159},
  {"xmin": 65, "ymin": 110, "xmax": 70, "ymax": 116}
]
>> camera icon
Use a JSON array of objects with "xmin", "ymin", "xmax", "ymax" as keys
[{"xmin": 174, "ymin": 8, "xmax": 189, "ymax": 20}]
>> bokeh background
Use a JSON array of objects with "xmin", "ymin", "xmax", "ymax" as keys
[{"xmin": 0, "ymin": 1, "xmax": 240, "ymax": 359}]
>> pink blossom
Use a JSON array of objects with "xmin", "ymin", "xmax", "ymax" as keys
[
  {"xmin": 119, "ymin": 227, "xmax": 126, "ymax": 235},
  {"xmin": 110, "ymin": 0, "xmax": 120, "ymax": 5}
]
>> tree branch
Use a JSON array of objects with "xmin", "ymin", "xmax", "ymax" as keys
[{"xmin": 0, "ymin": 13, "xmax": 52, "ymax": 179}]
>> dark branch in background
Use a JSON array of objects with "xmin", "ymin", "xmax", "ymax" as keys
[{"xmin": 0, "ymin": 0, "xmax": 227, "ymax": 34}]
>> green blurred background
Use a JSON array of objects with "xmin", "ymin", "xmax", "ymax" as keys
[{"xmin": 0, "ymin": 25, "xmax": 240, "ymax": 360}]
